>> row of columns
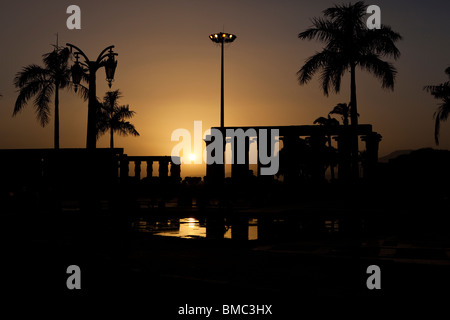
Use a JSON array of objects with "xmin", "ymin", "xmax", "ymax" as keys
[
  {"xmin": 205, "ymin": 216, "xmax": 340, "ymax": 241},
  {"xmin": 119, "ymin": 157, "xmax": 181, "ymax": 181},
  {"xmin": 205, "ymin": 130, "xmax": 382, "ymax": 183},
  {"xmin": 205, "ymin": 132, "xmax": 277, "ymax": 184}
]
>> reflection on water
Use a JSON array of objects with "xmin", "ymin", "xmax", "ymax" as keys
[
  {"xmin": 136, "ymin": 217, "xmax": 206, "ymax": 239},
  {"xmin": 155, "ymin": 218, "xmax": 206, "ymax": 239},
  {"xmin": 222, "ymin": 218, "xmax": 258, "ymax": 240},
  {"xmin": 325, "ymin": 219, "xmax": 339, "ymax": 233},
  {"xmin": 248, "ymin": 218, "xmax": 258, "ymax": 240},
  {"xmin": 134, "ymin": 215, "xmax": 340, "ymax": 240},
  {"xmin": 135, "ymin": 217, "xmax": 259, "ymax": 240}
]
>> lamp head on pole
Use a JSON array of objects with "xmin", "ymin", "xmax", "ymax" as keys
[
  {"xmin": 104, "ymin": 48, "xmax": 117, "ymax": 88},
  {"xmin": 70, "ymin": 53, "xmax": 83, "ymax": 93},
  {"xmin": 209, "ymin": 32, "xmax": 236, "ymax": 44}
]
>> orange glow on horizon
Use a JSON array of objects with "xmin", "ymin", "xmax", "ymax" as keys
[{"xmin": 1, "ymin": 0, "xmax": 450, "ymax": 181}]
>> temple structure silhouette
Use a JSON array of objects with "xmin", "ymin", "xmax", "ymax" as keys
[
  {"xmin": 204, "ymin": 124, "xmax": 381, "ymax": 184},
  {"xmin": 0, "ymin": 123, "xmax": 380, "ymax": 196}
]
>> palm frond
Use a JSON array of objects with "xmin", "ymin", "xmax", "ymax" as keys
[
  {"xmin": 103, "ymin": 90, "xmax": 122, "ymax": 110},
  {"xmin": 96, "ymin": 100, "xmax": 109, "ymax": 138},
  {"xmin": 14, "ymin": 65, "xmax": 49, "ymax": 88},
  {"xmin": 424, "ymin": 83, "xmax": 450, "ymax": 99},
  {"xmin": 13, "ymin": 45, "xmax": 84, "ymax": 149},
  {"xmin": 297, "ymin": 50, "xmax": 332, "ymax": 85},
  {"xmin": 321, "ymin": 53, "xmax": 348, "ymax": 95},
  {"xmin": 319, "ymin": 63, "xmax": 335, "ymax": 96},
  {"xmin": 95, "ymin": 91, "xmax": 139, "ymax": 143},
  {"xmin": 314, "ymin": 116, "xmax": 339, "ymax": 126},
  {"xmin": 43, "ymin": 47, "xmax": 71, "ymax": 74},
  {"xmin": 433, "ymin": 100, "xmax": 450, "ymax": 145},
  {"xmin": 34, "ymin": 82, "xmax": 54, "ymax": 127},
  {"xmin": 297, "ymin": 1, "xmax": 401, "ymax": 103},
  {"xmin": 77, "ymin": 83, "xmax": 90, "ymax": 101},
  {"xmin": 358, "ymin": 54, "xmax": 397, "ymax": 90},
  {"xmin": 13, "ymin": 79, "xmax": 48, "ymax": 116},
  {"xmin": 434, "ymin": 110, "xmax": 441, "ymax": 146},
  {"xmin": 58, "ymin": 68, "xmax": 74, "ymax": 89},
  {"xmin": 424, "ymin": 67, "xmax": 450, "ymax": 145},
  {"xmin": 313, "ymin": 117, "xmax": 328, "ymax": 125},
  {"xmin": 115, "ymin": 105, "xmax": 136, "ymax": 120},
  {"xmin": 329, "ymin": 103, "xmax": 349, "ymax": 114},
  {"xmin": 445, "ymin": 67, "xmax": 450, "ymax": 79},
  {"xmin": 64, "ymin": 81, "xmax": 90, "ymax": 101},
  {"xmin": 299, "ymin": 18, "xmax": 339, "ymax": 43},
  {"xmin": 323, "ymin": 1, "xmax": 367, "ymax": 30},
  {"xmin": 361, "ymin": 26, "xmax": 402, "ymax": 59},
  {"xmin": 115, "ymin": 121, "xmax": 140, "ymax": 137}
]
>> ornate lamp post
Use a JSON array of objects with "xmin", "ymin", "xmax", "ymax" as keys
[
  {"xmin": 209, "ymin": 32, "xmax": 236, "ymax": 128},
  {"xmin": 67, "ymin": 43, "xmax": 118, "ymax": 149}
]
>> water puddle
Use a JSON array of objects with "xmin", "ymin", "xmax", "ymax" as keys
[
  {"xmin": 134, "ymin": 216, "xmax": 340, "ymax": 240},
  {"xmin": 135, "ymin": 217, "xmax": 259, "ymax": 240}
]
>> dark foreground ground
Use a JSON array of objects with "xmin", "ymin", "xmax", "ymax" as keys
[
  {"xmin": 1, "ymin": 201, "xmax": 450, "ymax": 315},
  {"xmin": 2, "ymin": 165, "xmax": 450, "ymax": 314}
]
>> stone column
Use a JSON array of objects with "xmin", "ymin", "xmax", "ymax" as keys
[
  {"xmin": 204, "ymin": 134, "xmax": 224, "ymax": 185},
  {"xmin": 334, "ymin": 126, "xmax": 351, "ymax": 181},
  {"xmin": 159, "ymin": 160, "xmax": 169, "ymax": 179},
  {"xmin": 134, "ymin": 160, "xmax": 141, "ymax": 181},
  {"xmin": 309, "ymin": 133, "xmax": 326, "ymax": 182},
  {"xmin": 256, "ymin": 130, "xmax": 274, "ymax": 181},
  {"xmin": 120, "ymin": 155, "xmax": 129, "ymax": 182},
  {"xmin": 231, "ymin": 135, "xmax": 250, "ymax": 182},
  {"xmin": 280, "ymin": 134, "xmax": 301, "ymax": 185},
  {"xmin": 206, "ymin": 216, "xmax": 225, "ymax": 240},
  {"xmin": 361, "ymin": 132, "xmax": 382, "ymax": 179},
  {"xmin": 170, "ymin": 161, "xmax": 181, "ymax": 181},
  {"xmin": 146, "ymin": 160, "xmax": 153, "ymax": 179},
  {"xmin": 231, "ymin": 215, "xmax": 249, "ymax": 241}
]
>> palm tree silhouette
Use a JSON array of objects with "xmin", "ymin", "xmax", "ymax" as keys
[
  {"xmin": 314, "ymin": 115, "xmax": 339, "ymax": 180},
  {"xmin": 13, "ymin": 46, "xmax": 88, "ymax": 149},
  {"xmin": 297, "ymin": 1, "xmax": 401, "ymax": 178},
  {"xmin": 328, "ymin": 102, "xmax": 359, "ymax": 126},
  {"xmin": 96, "ymin": 90, "xmax": 140, "ymax": 148},
  {"xmin": 424, "ymin": 66, "xmax": 450, "ymax": 145}
]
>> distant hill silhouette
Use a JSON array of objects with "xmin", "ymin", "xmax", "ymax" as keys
[
  {"xmin": 385, "ymin": 148, "xmax": 450, "ymax": 187},
  {"xmin": 378, "ymin": 149, "xmax": 414, "ymax": 163},
  {"xmin": 374, "ymin": 148, "xmax": 450, "ymax": 203}
]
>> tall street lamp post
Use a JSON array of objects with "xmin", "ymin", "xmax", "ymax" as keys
[
  {"xmin": 209, "ymin": 32, "xmax": 236, "ymax": 128},
  {"xmin": 208, "ymin": 32, "xmax": 236, "ymax": 183},
  {"xmin": 67, "ymin": 43, "xmax": 118, "ymax": 150}
]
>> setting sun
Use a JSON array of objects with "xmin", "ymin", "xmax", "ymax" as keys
[{"xmin": 1, "ymin": 0, "xmax": 450, "ymax": 302}]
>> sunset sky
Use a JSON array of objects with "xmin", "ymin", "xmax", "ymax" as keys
[{"xmin": 1, "ymin": 0, "xmax": 450, "ymax": 177}]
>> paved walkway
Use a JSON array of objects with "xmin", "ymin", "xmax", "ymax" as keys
[{"xmin": 252, "ymin": 236, "xmax": 450, "ymax": 265}]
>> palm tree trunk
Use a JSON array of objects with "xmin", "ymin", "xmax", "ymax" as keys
[
  {"xmin": 110, "ymin": 127, "xmax": 114, "ymax": 149},
  {"xmin": 328, "ymin": 135, "xmax": 335, "ymax": 180},
  {"xmin": 54, "ymin": 83, "xmax": 60, "ymax": 149},
  {"xmin": 350, "ymin": 62, "xmax": 359, "ymax": 180},
  {"xmin": 343, "ymin": 115, "xmax": 349, "ymax": 126}
]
